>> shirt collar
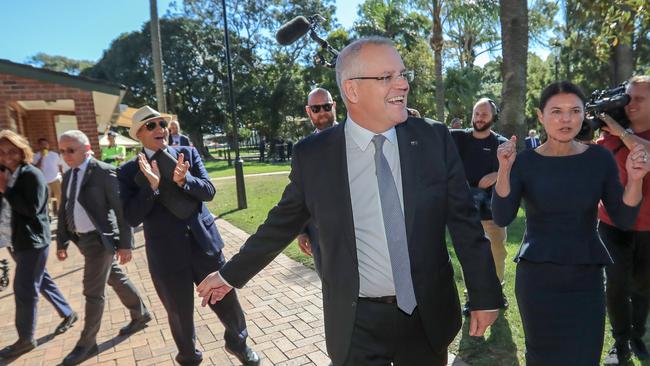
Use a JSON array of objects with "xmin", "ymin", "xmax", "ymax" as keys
[
  {"xmin": 143, "ymin": 147, "xmax": 167, "ymax": 159},
  {"xmin": 345, "ymin": 115, "xmax": 398, "ymax": 151},
  {"xmin": 75, "ymin": 156, "xmax": 92, "ymax": 173}
]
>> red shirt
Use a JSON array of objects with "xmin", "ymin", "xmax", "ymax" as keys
[{"xmin": 598, "ymin": 130, "xmax": 650, "ymax": 231}]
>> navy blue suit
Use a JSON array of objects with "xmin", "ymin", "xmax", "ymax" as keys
[
  {"xmin": 525, "ymin": 136, "xmax": 541, "ymax": 150},
  {"xmin": 117, "ymin": 146, "xmax": 248, "ymax": 364}
]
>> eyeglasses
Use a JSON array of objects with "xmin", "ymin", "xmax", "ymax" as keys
[
  {"xmin": 144, "ymin": 119, "xmax": 168, "ymax": 131},
  {"xmin": 60, "ymin": 148, "xmax": 79, "ymax": 155},
  {"xmin": 309, "ymin": 103, "xmax": 333, "ymax": 113},
  {"xmin": 348, "ymin": 70, "xmax": 414, "ymax": 85}
]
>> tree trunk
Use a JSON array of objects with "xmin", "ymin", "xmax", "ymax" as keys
[
  {"xmin": 430, "ymin": 0, "xmax": 445, "ymax": 123},
  {"xmin": 499, "ymin": 0, "xmax": 528, "ymax": 148},
  {"xmin": 610, "ymin": 39, "xmax": 634, "ymax": 86}
]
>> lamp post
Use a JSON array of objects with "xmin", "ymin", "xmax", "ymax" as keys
[{"xmin": 221, "ymin": 0, "xmax": 247, "ymax": 209}]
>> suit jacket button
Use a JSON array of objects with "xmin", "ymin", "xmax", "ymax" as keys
[{"xmin": 351, "ymin": 301, "xmax": 356, "ymax": 307}]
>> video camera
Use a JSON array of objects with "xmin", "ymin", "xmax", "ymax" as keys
[{"xmin": 576, "ymin": 83, "xmax": 631, "ymax": 141}]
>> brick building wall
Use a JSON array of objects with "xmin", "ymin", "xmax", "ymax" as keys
[{"xmin": 0, "ymin": 73, "xmax": 101, "ymax": 155}]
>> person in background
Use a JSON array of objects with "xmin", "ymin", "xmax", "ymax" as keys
[
  {"xmin": 33, "ymin": 138, "xmax": 63, "ymax": 216},
  {"xmin": 450, "ymin": 117, "xmax": 463, "ymax": 129},
  {"xmin": 168, "ymin": 120, "xmax": 192, "ymax": 147},
  {"xmin": 0, "ymin": 130, "xmax": 77, "ymax": 359},
  {"xmin": 101, "ymin": 131, "xmax": 126, "ymax": 166},
  {"xmin": 597, "ymin": 75, "xmax": 650, "ymax": 364},
  {"xmin": 492, "ymin": 81, "xmax": 649, "ymax": 365},
  {"xmin": 56, "ymin": 130, "xmax": 151, "ymax": 365},
  {"xmin": 525, "ymin": 129, "xmax": 541, "ymax": 149}
]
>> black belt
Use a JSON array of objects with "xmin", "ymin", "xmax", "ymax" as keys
[{"xmin": 359, "ymin": 295, "xmax": 397, "ymax": 304}]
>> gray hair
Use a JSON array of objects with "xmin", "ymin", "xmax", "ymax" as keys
[
  {"xmin": 59, "ymin": 130, "xmax": 90, "ymax": 146},
  {"xmin": 335, "ymin": 36, "xmax": 395, "ymax": 104}
]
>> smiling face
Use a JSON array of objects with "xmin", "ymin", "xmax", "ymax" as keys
[
  {"xmin": 625, "ymin": 82, "xmax": 650, "ymax": 128},
  {"xmin": 136, "ymin": 117, "xmax": 169, "ymax": 151},
  {"xmin": 537, "ymin": 93, "xmax": 584, "ymax": 143},
  {"xmin": 343, "ymin": 44, "xmax": 409, "ymax": 132}
]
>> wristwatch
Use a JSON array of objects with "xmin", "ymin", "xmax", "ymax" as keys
[{"xmin": 620, "ymin": 128, "xmax": 634, "ymax": 141}]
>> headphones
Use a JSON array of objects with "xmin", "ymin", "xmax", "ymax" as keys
[{"xmin": 485, "ymin": 98, "xmax": 500, "ymax": 124}]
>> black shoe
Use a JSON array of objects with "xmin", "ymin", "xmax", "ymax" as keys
[
  {"xmin": 0, "ymin": 339, "xmax": 36, "ymax": 359},
  {"xmin": 55, "ymin": 311, "xmax": 78, "ymax": 335},
  {"xmin": 225, "ymin": 345, "xmax": 261, "ymax": 366},
  {"xmin": 604, "ymin": 342, "xmax": 632, "ymax": 365},
  {"xmin": 119, "ymin": 312, "xmax": 153, "ymax": 336},
  {"xmin": 462, "ymin": 301, "xmax": 471, "ymax": 317},
  {"xmin": 631, "ymin": 338, "xmax": 650, "ymax": 360},
  {"xmin": 175, "ymin": 353, "xmax": 203, "ymax": 366},
  {"xmin": 62, "ymin": 344, "xmax": 98, "ymax": 365}
]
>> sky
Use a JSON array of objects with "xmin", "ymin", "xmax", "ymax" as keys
[{"xmin": 0, "ymin": 0, "xmax": 543, "ymax": 67}]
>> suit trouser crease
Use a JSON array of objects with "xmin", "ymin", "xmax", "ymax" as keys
[
  {"xmin": 599, "ymin": 223, "xmax": 650, "ymax": 343},
  {"xmin": 13, "ymin": 246, "xmax": 72, "ymax": 340},
  {"xmin": 149, "ymin": 234, "xmax": 248, "ymax": 362},
  {"xmin": 77, "ymin": 235, "xmax": 147, "ymax": 347}
]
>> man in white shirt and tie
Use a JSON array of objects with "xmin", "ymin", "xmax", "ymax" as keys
[{"xmin": 197, "ymin": 37, "xmax": 503, "ymax": 366}]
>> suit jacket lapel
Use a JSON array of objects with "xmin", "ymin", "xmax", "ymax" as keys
[
  {"xmin": 328, "ymin": 122, "xmax": 358, "ymax": 261},
  {"xmin": 396, "ymin": 120, "xmax": 417, "ymax": 244}
]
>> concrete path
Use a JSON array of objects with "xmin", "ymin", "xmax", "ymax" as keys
[{"xmin": 0, "ymin": 219, "xmax": 468, "ymax": 365}]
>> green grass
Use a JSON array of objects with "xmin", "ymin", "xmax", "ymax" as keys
[
  {"xmin": 204, "ymin": 159, "xmax": 291, "ymax": 178},
  {"xmin": 207, "ymin": 173, "xmax": 315, "ymax": 269},
  {"xmin": 207, "ymin": 171, "xmax": 650, "ymax": 365}
]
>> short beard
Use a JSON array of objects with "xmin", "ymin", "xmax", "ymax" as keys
[{"xmin": 472, "ymin": 120, "xmax": 493, "ymax": 132}]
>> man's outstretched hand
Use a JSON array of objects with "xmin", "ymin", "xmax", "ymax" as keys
[{"xmin": 196, "ymin": 271, "xmax": 233, "ymax": 306}]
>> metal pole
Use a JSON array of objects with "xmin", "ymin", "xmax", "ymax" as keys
[
  {"xmin": 149, "ymin": 0, "xmax": 167, "ymax": 112},
  {"xmin": 222, "ymin": 0, "xmax": 247, "ymax": 209}
]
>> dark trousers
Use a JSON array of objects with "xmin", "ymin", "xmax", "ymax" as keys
[
  {"xmin": 342, "ymin": 300, "xmax": 447, "ymax": 366},
  {"xmin": 76, "ymin": 233, "xmax": 148, "ymax": 347},
  {"xmin": 150, "ymin": 236, "xmax": 248, "ymax": 364},
  {"xmin": 599, "ymin": 222, "xmax": 650, "ymax": 343},
  {"xmin": 12, "ymin": 246, "xmax": 73, "ymax": 340}
]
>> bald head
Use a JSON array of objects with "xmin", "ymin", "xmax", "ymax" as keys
[{"xmin": 306, "ymin": 87, "xmax": 337, "ymax": 132}]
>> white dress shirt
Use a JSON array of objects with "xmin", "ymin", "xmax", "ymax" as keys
[
  {"xmin": 345, "ymin": 116, "xmax": 404, "ymax": 297},
  {"xmin": 65, "ymin": 157, "xmax": 96, "ymax": 234}
]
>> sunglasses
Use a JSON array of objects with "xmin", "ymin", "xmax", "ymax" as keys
[
  {"xmin": 309, "ymin": 103, "xmax": 333, "ymax": 113},
  {"xmin": 145, "ymin": 119, "xmax": 169, "ymax": 131}
]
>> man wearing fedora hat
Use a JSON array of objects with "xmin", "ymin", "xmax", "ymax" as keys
[{"xmin": 117, "ymin": 106, "xmax": 260, "ymax": 366}]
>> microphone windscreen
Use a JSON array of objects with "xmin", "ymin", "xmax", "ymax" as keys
[{"xmin": 276, "ymin": 16, "xmax": 311, "ymax": 45}]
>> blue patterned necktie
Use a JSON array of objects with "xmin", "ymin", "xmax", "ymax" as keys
[
  {"xmin": 372, "ymin": 134, "xmax": 417, "ymax": 314},
  {"xmin": 65, "ymin": 168, "xmax": 80, "ymax": 233}
]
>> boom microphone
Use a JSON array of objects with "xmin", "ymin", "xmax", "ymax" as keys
[{"xmin": 275, "ymin": 16, "xmax": 312, "ymax": 45}]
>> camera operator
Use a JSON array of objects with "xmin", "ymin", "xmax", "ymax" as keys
[{"xmin": 598, "ymin": 75, "xmax": 650, "ymax": 365}]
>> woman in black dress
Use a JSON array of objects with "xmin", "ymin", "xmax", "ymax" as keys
[{"xmin": 492, "ymin": 81, "xmax": 650, "ymax": 365}]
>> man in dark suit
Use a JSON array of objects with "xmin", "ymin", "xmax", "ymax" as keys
[
  {"xmin": 169, "ymin": 119, "xmax": 192, "ymax": 147},
  {"xmin": 297, "ymin": 87, "xmax": 339, "ymax": 275},
  {"xmin": 197, "ymin": 37, "xmax": 503, "ymax": 366},
  {"xmin": 117, "ymin": 106, "xmax": 259, "ymax": 366},
  {"xmin": 55, "ymin": 130, "xmax": 151, "ymax": 365},
  {"xmin": 525, "ymin": 129, "xmax": 541, "ymax": 149}
]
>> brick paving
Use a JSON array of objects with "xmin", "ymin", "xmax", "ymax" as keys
[{"xmin": 0, "ymin": 219, "xmax": 468, "ymax": 366}]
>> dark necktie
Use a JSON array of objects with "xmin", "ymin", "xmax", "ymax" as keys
[
  {"xmin": 65, "ymin": 168, "xmax": 80, "ymax": 233},
  {"xmin": 372, "ymin": 134, "xmax": 417, "ymax": 314}
]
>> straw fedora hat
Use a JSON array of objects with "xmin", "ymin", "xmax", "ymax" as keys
[{"xmin": 129, "ymin": 105, "xmax": 172, "ymax": 140}]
